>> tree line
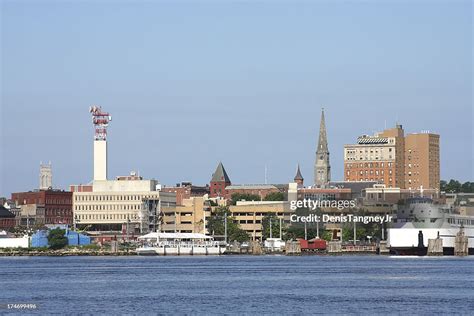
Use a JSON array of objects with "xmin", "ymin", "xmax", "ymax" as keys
[{"xmin": 440, "ymin": 180, "xmax": 474, "ymax": 193}]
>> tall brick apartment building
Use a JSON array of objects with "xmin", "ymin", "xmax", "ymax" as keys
[
  {"xmin": 404, "ymin": 133, "xmax": 440, "ymax": 190},
  {"xmin": 11, "ymin": 189, "xmax": 73, "ymax": 225},
  {"xmin": 344, "ymin": 125, "xmax": 440, "ymax": 190}
]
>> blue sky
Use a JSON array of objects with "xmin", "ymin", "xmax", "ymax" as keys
[{"xmin": 1, "ymin": 0, "xmax": 472, "ymax": 196}]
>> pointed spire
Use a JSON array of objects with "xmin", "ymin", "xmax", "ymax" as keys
[
  {"xmin": 317, "ymin": 108, "xmax": 328, "ymax": 152},
  {"xmin": 211, "ymin": 161, "xmax": 231, "ymax": 183},
  {"xmin": 294, "ymin": 164, "xmax": 304, "ymax": 181},
  {"xmin": 314, "ymin": 107, "xmax": 331, "ymax": 187}
]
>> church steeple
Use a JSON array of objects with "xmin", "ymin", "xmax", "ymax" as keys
[
  {"xmin": 317, "ymin": 108, "xmax": 328, "ymax": 152},
  {"xmin": 294, "ymin": 164, "xmax": 304, "ymax": 188},
  {"xmin": 314, "ymin": 108, "xmax": 331, "ymax": 187}
]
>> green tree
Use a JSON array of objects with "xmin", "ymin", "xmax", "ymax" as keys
[
  {"xmin": 284, "ymin": 225, "xmax": 332, "ymax": 241},
  {"xmin": 207, "ymin": 206, "xmax": 249, "ymax": 242},
  {"xmin": 283, "ymin": 207, "xmax": 327, "ymax": 241},
  {"xmin": 229, "ymin": 229, "xmax": 250, "ymax": 243},
  {"xmin": 341, "ymin": 214, "xmax": 382, "ymax": 243},
  {"xmin": 263, "ymin": 192, "xmax": 285, "ymax": 201},
  {"xmin": 461, "ymin": 181, "xmax": 474, "ymax": 193},
  {"xmin": 342, "ymin": 224, "xmax": 370, "ymax": 242},
  {"xmin": 445, "ymin": 179, "xmax": 462, "ymax": 193},
  {"xmin": 47, "ymin": 228, "xmax": 68, "ymax": 249},
  {"xmin": 441, "ymin": 180, "xmax": 474, "ymax": 193},
  {"xmin": 440, "ymin": 180, "xmax": 447, "ymax": 191},
  {"xmin": 262, "ymin": 213, "xmax": 282, "ymax": 240}
]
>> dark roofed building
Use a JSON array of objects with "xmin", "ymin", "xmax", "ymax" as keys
[
  {"xmin": 0, "ymin": 205, "xmax": 16, "ymax": 230},
  {"xmin": 294, "ymin": 164, "xmax": 304, "ymax": 188},
  {"xmin": 210, "ymin": 162, "xmax": 231, "ymax": 198},
  {"xmin": 162, "ymin": 182, "xmax": 210, "ymax": 205}
]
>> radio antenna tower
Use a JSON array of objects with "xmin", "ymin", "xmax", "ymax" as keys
[
  {"xmin": 89, "ymin": 105, "xmax": 112, "ymax": 140},
  {"xmin": 89, "ymin": 105, "xmax": 112, "ymax": 181}
]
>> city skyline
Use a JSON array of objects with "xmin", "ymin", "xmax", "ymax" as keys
[{"xmin": 1, "ymin": 1, "xmax": 472, "ymax": 196}]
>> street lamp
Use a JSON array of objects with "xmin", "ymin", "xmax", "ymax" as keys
[
  {"xmin": 73, "ymin": 215, "xmax": 80, "ymax": 231},
  {"xmin": 224, "ymin": 211, "xmax": 228, "ymax": 245}
]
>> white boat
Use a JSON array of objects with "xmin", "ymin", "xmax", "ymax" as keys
[
  {"xmin": 388, "ymin": 197, "xmax": 474, "ymax": 255},
  {"xmin": 136, "ymin": 232, "xmax": 225, "ymax": 256}
]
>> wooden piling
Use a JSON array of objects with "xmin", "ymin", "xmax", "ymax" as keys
[
  {"xmin": 454, "ymin": 227, "xmax": 468, "ymax": 256},
  {"xmin": 250, "ymin": 241, "xmax": 263, "ymax": 255},
  {"xmin": 285, "ymin": 241, "xmax": 301, "ymax": 255},
  {"xmin": 327, "ymin": 241, "xmax": 342, "ymax": 254},
  {"xmin": 427, "ymin": 238, "xmax": 443, "ymax": 256},
  {"xmin": 378, "ymin": 241, "xmax": 389, "ymax": 255}
]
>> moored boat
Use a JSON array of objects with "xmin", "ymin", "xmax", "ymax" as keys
[
  {"xmin": 388, "ymin": 197, "xmax": 474, "ymax": 255},
  {"xmin": 136, "ymin": 232, "xmax": 225, "ymax": 255}
]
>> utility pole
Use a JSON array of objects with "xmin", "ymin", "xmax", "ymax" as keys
[
  {"xmin": 157, "ymin": 200, "xmax": 161, "ymax": 233},
  {"xmin": 304, "ymin": 222, "xmax": 307, "ymax": 240},
  {"xmin": 316, "ymin": 219, "xmax": 320, "ymax": 239},
  {"xmin": 264, "ymin": 165, "xmax": 268, "ymax": 184},
  {"xmin": 203, "ymin": 207, "xmax": 207, "ymax": 235},
  {"xmin": 140, "ymin": 202, "xmax": 144, "ymax": 235},
  {"xmin": 126, "ymin": 217, "xmax": 130, "ymax": 243},
  {"xmin": 269, "ymin": 217, "xmax": 272, "ymax": 239},
  {"xmin": 174, "ymin": 211, "xmax": 177, "ymax": 233},
  {"xmin": 224, "ymin": 212, "xmax": 228, "ymax": 245},
  {"xmin": 353, "ymin": 220, "xmax": 357, "ymax": 245},
  {"xmin": 381, "ymin": 218, "xmax": 385, "ymax": 240},
  {"xmin": 279, "ymin": 217, "xmax": 282, "ymax": 240}
]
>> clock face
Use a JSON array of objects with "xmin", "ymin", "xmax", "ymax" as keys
[{"xmin": 320, "ymin": 155, "xmax": 324, "ymax": 160}]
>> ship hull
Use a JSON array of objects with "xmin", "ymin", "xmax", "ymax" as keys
[
  {"xmin": 136, "ymin": 245, "xmax": 225, "ymax": 256},
  {"xmin": 388, "ymin": 227, "xmax": 474, "ymax": 255}
]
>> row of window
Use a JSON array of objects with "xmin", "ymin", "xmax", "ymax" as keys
[
  {"xmin": 347, "ymin": 170, "xmax": 392, "ymax": 176},
  {"xmin": 232, "ymin": 212, "xmax": 284, "ymax": 217},
  {"xmin": 239, "ymin": 220, "xmax": 262, "ymax": 224},
  {"xmin": 75, "ymin": 214, "xmax": 139, "ymax": 221},
  {"xmin": 447, "ymin": 218, "xmax": 474, "ymax": 226},
  {"xmin": 347, "ymin": 147, "xmax": 393, "ymax": 155},
  {"xmin": 74, "ymin": 194, "xmax": 158, "ymax": 202},
  {"xmin": 303, "ymin": 194, "xmax": 337, "ymax": 200},
  {"xmin": 346, "ymin": 177, "xmax": 393, "ymax": 184},
  {"xmin": 346, "ymin": 162, "xmax": 393, "ymax": 168},
  {"xmin": 45, "ymin": 199, "xmax": 71, "ymax": 204},
  {"xmin": 75, "ymin": 204, "xmax": 142, "ymax": 211},
  {"xmin": 346, "ymin": 156, "xmax": 392, "ymax": 161},
  {"xmin": 46, "ymin": 209, "xmax": 71, "ymax": 216}
]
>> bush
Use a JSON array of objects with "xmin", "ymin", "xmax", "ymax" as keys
[{"xmin": 47, "ymin": 228, "xmax": 68, "ymax": 250}]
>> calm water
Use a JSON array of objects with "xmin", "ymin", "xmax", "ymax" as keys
[{"xmin": 0, "ymin": 255, "xmax": 473, "ymax": 315}]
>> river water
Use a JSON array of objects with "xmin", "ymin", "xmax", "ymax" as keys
[{"xmin": 0, "ymin": 255, "xmax": 473, "ymax": 314}]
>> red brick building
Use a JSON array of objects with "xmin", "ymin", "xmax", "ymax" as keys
[
  {"xmin": 210, "ymin": 162, "xmax": 231, "ymax": 198},
  {"xmin": 224, "ymin": 184, "xmax": 281, "ymax": 201},
  {"xmin": 0, "ymin": 206, "xmax": 16, "ymax": 230},
  {"xmin": 11, "ymin": 190, "xmax": 73, "ymax": 225},
  {"xmin": 162, "ymin": 185, "xmax": 191, "ymax": 206},
  {"xmin": 162, "ymin": 182, "xmax": 210, "ymax": 205},
  {"xmin": 69, "ymin": 184, "xmax": 93, "ymax": 192}
]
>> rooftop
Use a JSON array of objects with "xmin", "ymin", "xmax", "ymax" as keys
[
  {"xmin": 226, "ymin": 184, "xmax": 278, "ymax": 190},
  {"xmin": 211, "ymin": 162, "xmax": 231, "ymax": 183}
]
